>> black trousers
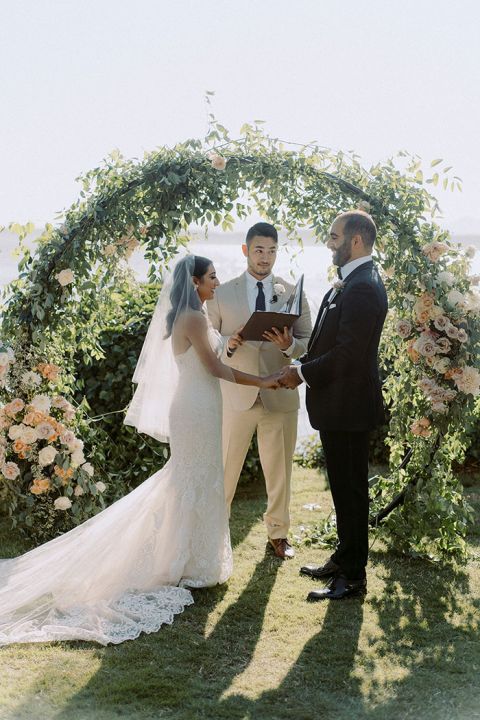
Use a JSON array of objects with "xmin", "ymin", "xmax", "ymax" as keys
[{"xmin": 319, "ymin": 429, "xmax": 370, "ymax": 580}]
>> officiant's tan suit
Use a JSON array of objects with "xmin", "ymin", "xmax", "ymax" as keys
[{"xmin": 207, "ymin": 271, "xmax": 312, "ymax": 540}]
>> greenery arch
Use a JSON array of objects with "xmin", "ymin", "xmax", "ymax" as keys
[{"xmin": 1, "ymin": 116, "xmax": 479, "ymax": 560}]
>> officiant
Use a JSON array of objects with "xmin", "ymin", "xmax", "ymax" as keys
[{"xmin": 207, "ymin": 222, "xmax": 312, "ymax": 559}]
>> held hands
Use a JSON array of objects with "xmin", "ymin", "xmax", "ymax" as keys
[
  {"xmin": 262, "ymin": 325, "xmax": 293, "ymax": 351},
  {"xmin": 275, "ymin": 365, "xmax": 303, "ymax": 389},
  {"xmin": 259, "ymin": 365, "xmax": 303, "ymax": 390}
]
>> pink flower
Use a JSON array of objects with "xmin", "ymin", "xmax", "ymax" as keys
[
  {"xmin": 396, "ymin": 320, "xmax": 412, "ymax": 339},
  {"xmin": 456, "ymin": 328, "xmax": 468, "ymax": 343},
  {"xmin": 2, "ymin": 461, "xmax": 20, "ymax": 480},
  {"xmin": 445, "ymin": 324, "xmax": 458, "ymax": 339},
  {"xmin": 436, "ymin": 336, "xmax": 452, "ymax": 354}
]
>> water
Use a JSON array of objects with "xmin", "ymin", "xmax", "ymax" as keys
[{"xmin": 2, "ymin": 230, "xmax": 479, "ymax": 440}]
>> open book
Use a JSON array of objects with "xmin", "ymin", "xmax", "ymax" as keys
[{"xmin": 240, "ymin": 275, "xmax": 304, "ymax": 341}]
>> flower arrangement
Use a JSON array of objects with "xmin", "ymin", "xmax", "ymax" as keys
[
  {"xmin": 394, "ymin": 246, "xmax": 480, "ymax": 432},
  {"xmin": 0, "ymin": 342, "xmax": 105, "ymax": 540}
]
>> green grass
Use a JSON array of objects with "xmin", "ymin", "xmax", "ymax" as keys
[{"xmin": 1, "ymin": 467, "xmax": 479, "ymax": 720}]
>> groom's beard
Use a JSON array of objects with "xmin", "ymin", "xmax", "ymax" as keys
[{"xmin": 333, "ymin": 239, "xmax": 352, "ymax": 268}]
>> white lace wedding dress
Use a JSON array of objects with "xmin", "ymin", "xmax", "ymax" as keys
[{"xmin": 0, "ymin": 338, "xmax": 233, "ymax": 646}]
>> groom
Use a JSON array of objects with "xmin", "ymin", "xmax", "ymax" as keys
[
  {"xmin": 278, "ymin": 210, "xmax": 388, "ymax": 598},
  {"xmin": 207, "ymin": 222, "xmax": 312, "ymax": 559}
]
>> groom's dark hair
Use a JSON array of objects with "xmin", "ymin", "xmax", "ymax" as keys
[
  {"xmin": 245, "ymin": 222, "xmax": 278, "ymax": 246},
  {"xmin": 341, "ymin": 211, "xmax": 377, "ymax": 249}
]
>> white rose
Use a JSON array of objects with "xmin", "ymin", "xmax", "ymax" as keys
[
  {"xmin": 81, "ymin": 462, "xmax": 94, "ymax": 477},
  {"xmin": 8, "ymin": 424, "xmax": 26, "ymax": 440},
  {"xmin": 432, "ymin": 356, "xmax": 450, "ymax": 374},
  {"xmin": 273, "ymin": 283, "xmax": 286, "ymax": 296},
  {"xmin": 70, "ymin": 449, "xmax": 86, "ymax": 467},
  {"xmin": 31, "ymin": 394, "xmax": 51, "ymax": 414},
  {"xmin": 60, "ymin": 430, "xmax": 76, "ymax": 446},
  {"xmin": 2, "ymin": 461, "xmax": 20, "ymax": 480},
  {"xmin": 54, "ymin": 496, "xmax": 72, "ymax": 510},
  {"xmin": 447, "ymin": 289, "xmax": 467, "ymax": 307},
  {"xmin": 436, "ymin": 271, "xmax": 455, "ymax": 286},
  {"xmin": 36, "ymin": 422, "xmax": 57, "ymax": 441},
  {"xmin": 38, "ymin": 445, "xmax": 58, "ymax": 467},
  {"xmin": 52, "ymin": 395, "xmax": 68, "ymax": 409},
  {"xmin": 95, "ymin": 481, "xmax": 106, "ymax": 493},
  {"xmin": 465, "ymin": 245, "xmax": 476, "ymax": 259},
  {"xmin": 21, "ymin": 371, "xmax": 42, "ymax": 388},
  {"xmin": 74, "ymin": 484, "xmax": 84, "ymax": 496},
  {"xmin": 56, "ymin": 269, "xmax": 75, "ymax": 287},
  {"xmin": 21, "ymin": 426, "xmax": 38, "ymax": 444},
  {"xmin": 454, "ymin": 366, "xmax": 480, "ymax": 396},
  {"xmin": 0, "ymin": 353, "xmax": 10, "ymax": 367}
]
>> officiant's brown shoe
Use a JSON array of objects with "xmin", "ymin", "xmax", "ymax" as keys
[
  {"xmin": 269, "ymin": 538, "xmax": 295, "ymax": 559},
  {"xmin": 299, "ymin": 558, "xmax": 340, "ymax": 580}
]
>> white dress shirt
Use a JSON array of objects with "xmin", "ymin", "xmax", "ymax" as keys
[
  {"xmin": 245, "ymin": 271, "xmax": 296, "ymax": 356},
  {"xmin": 296, "ymin": 255, "xmax": 372, "ymax": 384}
]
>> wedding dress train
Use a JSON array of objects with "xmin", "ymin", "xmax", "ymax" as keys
[{"xmin": 0, "ymin": 343, "xmax": 233, "ymax": 646}]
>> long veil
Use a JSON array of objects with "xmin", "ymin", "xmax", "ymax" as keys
[{"xmin": 124, "ymin": 255, "xmax": 195, "ymax": 442}]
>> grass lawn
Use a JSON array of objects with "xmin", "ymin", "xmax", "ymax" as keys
[{"xmin": 1, "ymin": 466, "xmax": 479, "ymax": 720}]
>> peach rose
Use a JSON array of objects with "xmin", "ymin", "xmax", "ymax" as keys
[
  {"xmin": 30, "ymin": 477, "xmax": 52, "ymax": 495},
  {"xmin": 422, "ymin": 241, "xmax": 449, "ymax": 262},
  {"xmin": 410, "ymin": 418, "xmax": 432, "ymax": 438},
  {"xmin": 406, "ymin": 339, "xmax": 420, "ymax": 363},
  {"xmin": 208, "ymin": 153, "xmax": 227, "ymax": 170}
]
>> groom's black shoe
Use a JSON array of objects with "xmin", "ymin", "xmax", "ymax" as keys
[
  {"xmin": 299, "ymin": 558, "xmax": 340, "ymax": 579},
  {"xmin": 307, "ymin": 575, "xmax": 367, "ymax": 601}
]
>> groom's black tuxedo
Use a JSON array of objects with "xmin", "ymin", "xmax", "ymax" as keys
[
  {"xmin": 300, "ymin": 260, "xmax": 388, "ymax": 580},
  {"xmin": 301, "ymin": 261, "xmax": 388, "ymax": 431}
]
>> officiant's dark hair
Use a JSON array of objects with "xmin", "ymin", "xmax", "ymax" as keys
[
  {"xmin": 245, "ymin": 222, "xmax": 278, "ymax": 246},
  {"xmin": 341, "ymin": 211, "xmax": 376, "ymax": 249},
  {"xmin": 165, "ymin": 255, "xmax": 212, "ymax": 337}
]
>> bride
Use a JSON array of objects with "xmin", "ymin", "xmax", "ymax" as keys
[{"xmin": 0, "ymin": 255, "xmax": 278, "ymax": 646}]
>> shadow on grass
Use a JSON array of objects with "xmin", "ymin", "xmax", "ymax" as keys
[
  {"xmin": 46, "ymin": 548, "xmax": 281, "ymax": 720},
  {"xmin": 364, "ymin": 553, "xmax": 479, "ymax": 719}
]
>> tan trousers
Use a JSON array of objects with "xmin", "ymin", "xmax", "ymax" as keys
[{"xmin": 223, "ymin": 399, "xmax": 298, "ymax": 539}]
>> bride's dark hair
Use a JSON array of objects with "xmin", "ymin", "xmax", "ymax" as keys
[{"xmin": 165, "ymin": 255, "xmax": 212, "ymax": 337}]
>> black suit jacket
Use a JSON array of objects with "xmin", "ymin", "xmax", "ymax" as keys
[{"xmin": 301, "ymin": 261, "xmax": 388, "ymax": 432}]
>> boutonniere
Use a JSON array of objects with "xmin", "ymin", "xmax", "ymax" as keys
[
  {"xmin": 332, "ymin": 280, "xmax": 346, "ymax": 291},
  {"xmin": 271, "ymin": 282, "xmax": 286, "ymax": 304}
]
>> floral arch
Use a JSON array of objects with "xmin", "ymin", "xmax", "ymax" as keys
[{"xmin": 1, "ymin": 118, "xmax": 479, "ymax": 559}]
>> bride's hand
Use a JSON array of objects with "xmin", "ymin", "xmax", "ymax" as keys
[{"xmin": 260, "ymin": 373, "xmax": 281, "ymax": 390}]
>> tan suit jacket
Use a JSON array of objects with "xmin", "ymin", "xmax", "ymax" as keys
[{"xmin": 207, "ymin": 272, "xmax": 312, "ymax": 412}]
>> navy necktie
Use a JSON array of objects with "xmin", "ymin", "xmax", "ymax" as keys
[
  {"xmin": 337, "ymin": 266, "xmax": 343, "ymax": 279},
  {"xmin": 255, "ymin": 281, "xmax": 266, "ymax": 311}
]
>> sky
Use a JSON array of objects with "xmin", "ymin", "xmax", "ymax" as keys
[{"xmin": 1, "ymin": 0, "xmax": 479, "ymax": 233}]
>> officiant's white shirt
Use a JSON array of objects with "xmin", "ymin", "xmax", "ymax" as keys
[{"xmin": 245, "ymin": 270, "xmax": 296, "ymax": 356}]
